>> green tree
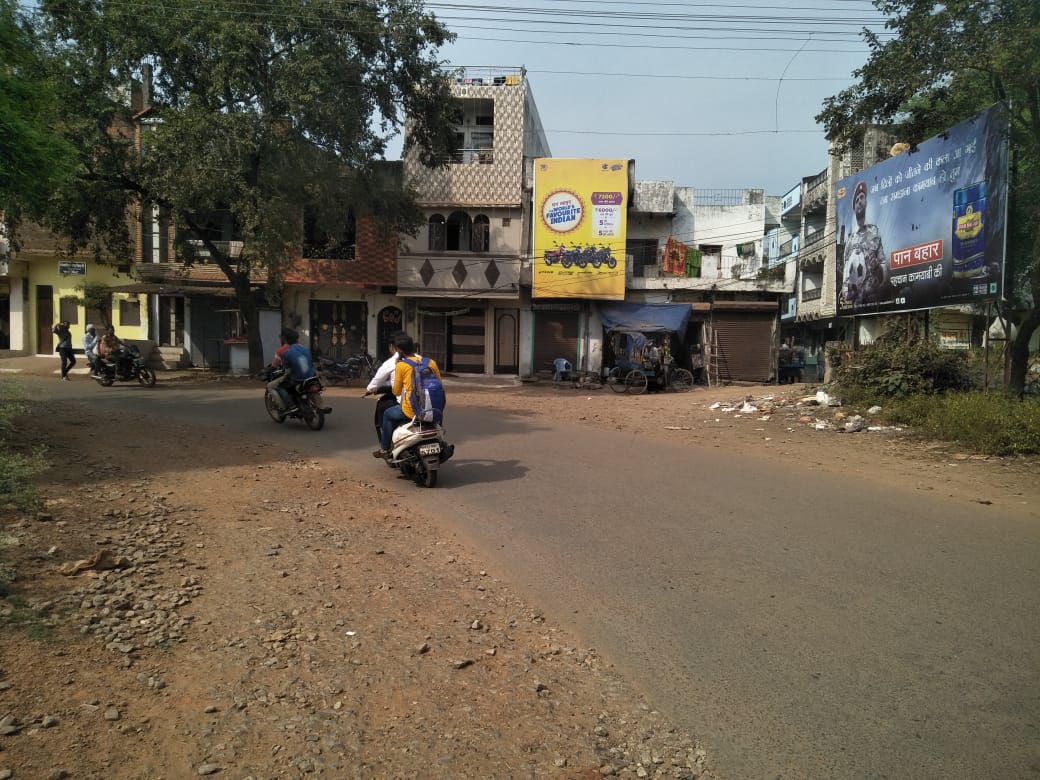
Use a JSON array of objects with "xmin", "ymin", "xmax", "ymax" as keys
[
  {"xmin": 816, "ymin": 0, "xmax": 1040, "ymax": 395},
  {"xmin": 0, "ymin": 0, "xmax": 76, "ymax": 237},
  {"xmin": 32, "ymin": 0, "xmax": 460, "ymax": 369}
]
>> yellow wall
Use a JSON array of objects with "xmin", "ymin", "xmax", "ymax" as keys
[{"xmin": 28, "ymin": 256, "xmax": 149, "ymax": 352}]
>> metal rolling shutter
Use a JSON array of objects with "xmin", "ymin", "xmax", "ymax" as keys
[
  {"xmin": 450, "ymin": 311, "xmax": 486, "ymax": 374},
  {"xmin": 533, "ymin": 311, "xmax": 580, "ymax": 374},
  {"xmin": 713, "ymin": 313, "xmax": 774, "ymax": 382}
]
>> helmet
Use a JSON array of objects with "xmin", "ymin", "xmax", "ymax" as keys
[{"xmin": 85, "ymin": 323, "xmax": 95, "ymax": 332}]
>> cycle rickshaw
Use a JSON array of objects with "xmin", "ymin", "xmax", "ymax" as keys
[{"xmin": 604, "ymin": 329, "xmax": 695, "ymax": 395}]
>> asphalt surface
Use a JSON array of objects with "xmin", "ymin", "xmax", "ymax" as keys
[{"xmin": 6, "ymin": 360, "xmax": 1040, "ymax": 779}]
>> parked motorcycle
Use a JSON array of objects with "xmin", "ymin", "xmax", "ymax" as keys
[
  {"xmin": 316, "ymin": 352, "xmax": 376, "ymax": 385},
  {"xmin": 262, "ymin": 367, "xmax": 331, "ymax": 430},
  {"xmin": 367, "ymin": 388, "xmax": 453, "ymax": 488},
  {"xmin": 92, "ymin": 344, "xmax": 157, "ymax": 387}
]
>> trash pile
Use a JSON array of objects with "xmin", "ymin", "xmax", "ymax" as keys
[{"xmin": 705, "ymin": 386, "xmax": 903, "ymax": 435}]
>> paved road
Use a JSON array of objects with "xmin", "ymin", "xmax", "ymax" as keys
[{"xmin": 22, "ymin": 377, "xmax": 1040, "ymax": 778}]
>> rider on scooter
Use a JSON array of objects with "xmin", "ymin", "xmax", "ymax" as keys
[{"xmin": 364, "ymin": 330, "xmax": 407, "ymax": 436}]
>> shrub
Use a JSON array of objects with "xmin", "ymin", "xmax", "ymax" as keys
[
  {"xmin": 884, "ymin": 392, "xmax": 1040, "ymax": 455},
  {"xmin": 831, "ymin": 323, "xmax": 972, "ymax": 403}
]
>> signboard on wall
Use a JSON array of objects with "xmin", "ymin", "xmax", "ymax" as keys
[
  {"xmin": 835, "ymin": 104, "xmax": 1009, "ymax": 316},
  {"xmin": 533, "ymin": 158, "xmax": 627, "ymax": 300},
  {"xmin": 58, "ymin": 261, "xmax": 86, "ymax": 276}
]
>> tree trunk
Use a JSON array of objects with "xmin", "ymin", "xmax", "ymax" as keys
[
  {"xmin": 1009, "ymin": 310, "xmax": 1040, "ymax": 397},
  {"xmin": 245, "ymin": 308, "xmax": 266, "ymax": 373}
]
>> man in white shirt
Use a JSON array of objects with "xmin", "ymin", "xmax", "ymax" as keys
[
  {"xmin": 366, "ymin": 331, "xmax": 406, "ymax": 396},
  {"xmin": 364, "ymin": 331, "xmax": 407, "ymax": 443}
]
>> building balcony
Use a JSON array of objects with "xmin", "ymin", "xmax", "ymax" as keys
[
  {"xmin": 629, "ymin": 257, "xmax": 792, "ymax": 294},
  {"xmin": 798, "ymin": 235, "xmax": 835, "ymax": 270},
  {"xmin": 173, "ymin": 239, "xmax": 244, "ymax": 263},
  {"xmin": 803, "ymin": 168, "xmax": 829, "ymax": 214}
]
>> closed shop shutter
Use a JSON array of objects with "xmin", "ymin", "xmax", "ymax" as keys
[
  {"xmin": 451, "ymin": 311, "xmax": 486, "ymax": 373},
  {"xmin": 712, "ymin": 313, "xmax": 774, "ymax": 382},
  {"xmin": 533, "ymin": 311, "xmax": 580, "ymax": 374}
]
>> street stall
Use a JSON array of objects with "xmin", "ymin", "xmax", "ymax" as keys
[{"xmin": 598, "ymin": 302, "xmax": 696, "ymax": 395}]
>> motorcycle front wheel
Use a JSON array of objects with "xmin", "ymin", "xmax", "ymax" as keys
[
  {"xmin": 137, "ymin": 368, "xmax": 157, "ymax": 387},
  {"xmin": 419, "ymin": 467, "xmax": 438, "ymax": 488},
  {"xmin": 100, "ymin": 373, "xmax": 114, "ymax": 387},
  {"xmin": 264, "ymin": 392, "xmax": 286, "ymax": 423}
]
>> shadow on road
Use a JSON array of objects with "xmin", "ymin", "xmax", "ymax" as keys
[{"xmin": 438, "ymin": 458, "xmax": 528, "ymax": 486}]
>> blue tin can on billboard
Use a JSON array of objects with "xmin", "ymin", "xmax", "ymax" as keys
[{"xmin": 952, "ymin": 182, "xmax": 986, "ymax": 278}]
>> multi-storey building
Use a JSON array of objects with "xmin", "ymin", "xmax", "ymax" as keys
[
  {"xmin": 1, "ymin": 80, "xmax": 153, "ymax": 360},
  {"xmin": 398, "ymin": 67, "xmax": 550, "ymax": 376},
  {"xmin": 781, "ymin": 128, "xmax": 899, "ymax": 363},
  {"xmin": 613, "ymin": 184, "xmax": 793, "ymax": 382}
]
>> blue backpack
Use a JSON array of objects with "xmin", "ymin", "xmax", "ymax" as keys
[{"xmin": 402, "ymin": 356, "xmax": 446, "ymax": 424}]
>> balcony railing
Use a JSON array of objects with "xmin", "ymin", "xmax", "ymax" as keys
[
  {"xmin": 177, "ymin": 239, "xmax": 244, "ymax": 261},
  {"xmin": 803, "ymin": 168, "xmax": 829, "ymax": 212},
  {"xmin": 801, "ymin": 287, "xmax": 823, "ymax": 302},
  {"xmin": 447, "ymin": 147, "xmax": 494, "ymax": 165},
  {"xmin": 802, "ymin": 230, "xmax": 828, "ymax": 249}
]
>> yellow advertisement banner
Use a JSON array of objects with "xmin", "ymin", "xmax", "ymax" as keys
[{"xmin": 533, "ymin": 158, "xmax": 627, "ymax": 299}]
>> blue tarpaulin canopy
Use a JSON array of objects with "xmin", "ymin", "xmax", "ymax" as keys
[{"xmin": 598, "ymin": 302, "xmax": 691, "ymax": 334}]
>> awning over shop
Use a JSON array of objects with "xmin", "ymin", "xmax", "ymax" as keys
[
  {"xmin": 598, "ymin": 302, "xmax": 691, "ymax": 333},
  {"xmin": 105, "ymin": 282, "xmax": 240, "ymax": 297}
]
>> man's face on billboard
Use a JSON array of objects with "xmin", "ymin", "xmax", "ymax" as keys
[{"xmin": 853, "ymin": 187, "xmax": 867, "ymax": 219}]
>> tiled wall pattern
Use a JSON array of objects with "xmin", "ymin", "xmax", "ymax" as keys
[{"xmin": 404, "ymin": 82, "xmax": 526, "ymax": 207}]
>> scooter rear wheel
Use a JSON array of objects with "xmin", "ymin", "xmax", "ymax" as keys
[{"xmin": 421, "ymin": 468, "xmax": 438, "ymax": 488}]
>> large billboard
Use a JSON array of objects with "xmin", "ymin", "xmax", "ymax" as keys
[
  {"xmin": 533, "ymin": 158, "xmax": 627, "ymax": 300},
  {"xmin": 835, "ymin": 104, "xmax": 1009, "ymax": 316}
]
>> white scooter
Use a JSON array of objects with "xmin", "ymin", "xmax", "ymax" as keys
[
  {"xmin": 389, "ymin": 419, "xmax": 451, "ymax": 488},
  {"xmin": 368, "ymin": 388, "xmax": 454, "ymax": 488}
]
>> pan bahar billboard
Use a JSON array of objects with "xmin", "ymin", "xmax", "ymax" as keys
[
  {"xmin": 533, "ymin": 158, "xmax": 627, "ymax": 300},
  {"xmin": 835, "ymin": 104, "xmax": 1009, "ymax": 316}
]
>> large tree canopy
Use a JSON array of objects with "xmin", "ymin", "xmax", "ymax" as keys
[
  {"xmin": 30, "ymin": 0, "xmax": 460, "ymax": 368},
  {"xmin": 0, "ymin": 0, "xmax": 76, "ymax": 238},
  {"xmin": 816, "ymin": 0, "xmax": 1040, "ymax": 394}
]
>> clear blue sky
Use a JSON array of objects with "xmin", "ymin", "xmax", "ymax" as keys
[{"xmin": 405, "ymin": 0, "xmax": 891, "ymax": 196}]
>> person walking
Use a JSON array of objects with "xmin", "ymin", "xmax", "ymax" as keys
[{"xmin": 52, "ymin": 321, "xmax": 76, "ymax": 380}]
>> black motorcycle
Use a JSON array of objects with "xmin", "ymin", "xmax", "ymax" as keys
[
  {"xmin": 262, "ymin": 367, "xmax": 330, "ymax": 430},
  {"xmin": 316, "ymin": 352, "xmax": 376, "ymax": 385},
  {"xmin": 92, "ymin": 344, "xmax": 157, "ymax": 387}
]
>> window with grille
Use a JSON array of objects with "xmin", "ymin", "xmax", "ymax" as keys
[
  {"xmin": 303, "ymin": 207, "xmax": 356, "ymax": 260},
  {"xmin": 446, "ymin": 212, "xmax": 472, "ymax": 252},
  {"xmin": 59, "ymin": 297, "xmax": 79, "ymax": 324},
  {"xmin": 428, "ymin": 214, "xmax": 446, "ymax": 251},
  {"xmin": 120, "ymin": 299, "xmax": 141, "ymax": 327},
  {"xmin": 472, "ymin": 215, "xmax": 490, "ymax": 252}
]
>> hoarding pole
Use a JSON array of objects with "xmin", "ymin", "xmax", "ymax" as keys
[{"xmin": 984, "ymin": 302, "xmax": 991, "ymax": 393}]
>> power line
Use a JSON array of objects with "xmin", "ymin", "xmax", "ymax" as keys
[
  {"xmin": 447, "ymin": 33, "xmax": 868, "ymax": 53},
  {"xmin": 523, "ymin": 69, "xmax": 853, "ymax": 82}
]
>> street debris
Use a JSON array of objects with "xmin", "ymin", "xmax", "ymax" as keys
[{"xmin": 700, "ymin": 388, "xmax": 903, "ymax": 437}]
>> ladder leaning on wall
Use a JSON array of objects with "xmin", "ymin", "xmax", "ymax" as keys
[{"xmin": 705, "ymin": 327, "xmax": 721, "ymax": 387}]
